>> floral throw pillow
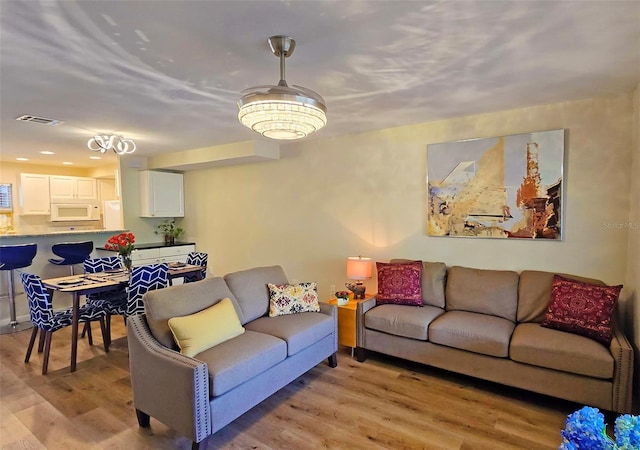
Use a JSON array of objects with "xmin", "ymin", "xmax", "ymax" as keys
[
  {"xmin": 376, "ymin": 261, "xmax": 423, "ymax": 306},
  {"xmin": 268, "ymin": 282, "xmax": 320, "ymax": 317},
  {"xmin": 541, "ymin": 275, "xmax": 622, "ymax": 345}
]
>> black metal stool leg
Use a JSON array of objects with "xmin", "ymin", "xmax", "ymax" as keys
[{"xmin": 0, "ymin": 269, "xmax": 33, "ymax": 334}]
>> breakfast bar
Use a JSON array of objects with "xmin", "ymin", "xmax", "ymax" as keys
[{"xmin": 0, "ymin": 230, "xmax": 126, "ymax": 329}]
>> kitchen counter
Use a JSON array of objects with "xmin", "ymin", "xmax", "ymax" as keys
[
  {"xmin": 0, "ymin": 229, "xmax": 128, "ymax": 239},
  {"xmin": 98, "ymin": 241, "xmax": 196, "ymax": 251}
]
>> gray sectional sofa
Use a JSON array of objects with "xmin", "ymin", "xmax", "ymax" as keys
[
  {"xmin": 356, "ymin": 261, "xmax": 634, "ymax": 413},
  {"xmin": 127, "ymin": 265, "xmax": 338, "ymax": 449}
]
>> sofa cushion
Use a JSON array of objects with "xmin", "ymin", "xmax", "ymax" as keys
[
  {"xmin": 541, "ymin": 275, "xmax": 622, "ymax": 345},
  {"xmin": 144, "ymin": 277, "xmax": 242, "ymax": 349},
  {"xmin": 445, "ymin": 266, "xmax": 519, "ymax": 322},
  {"xmin": 195, "ymin": 330, "xmax": 287, "ymax": 397},
  {"xmin": 518, "ymin": 270, "xmax": 605, "ymax": 323},
  {"xmin": 365, "ymin": 304, "xmax": 445, "ymax": 340},
  {"xmin": 245, "ymin": 312, "xmax": 333, "ymax": 356},
  {"xmin": 224, "ymin": 266, "xmax": 288, "ymax": 324},
  {"xmin": 390, "ymin": 260, "xmax": 447, "ymax": 308},
  {"xmin": 510, "ymin": 323, "xmax": 613, "ymax": 379},
  {"xmin": 168, "ymin": 298, "xmax": 245, "ymax": 357},
  {"xmin": 376, "ymin": 261, "xmax": 423, "ymax": 306},
  {"xmin": 267, "ymin": 282, "xmax": 320, "ymax": 317},
  {"xmin": 428, "ymin": 311, "xmax": 515, "ymax": 357}
]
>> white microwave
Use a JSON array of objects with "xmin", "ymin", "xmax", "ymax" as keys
[{"xmin": 50, "ymin": 203, "xmax": 101, "ymax": 222}]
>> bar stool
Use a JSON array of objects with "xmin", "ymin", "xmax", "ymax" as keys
[
  {"xmin": 48, "ymin": 241, "xmax": 94, "ymax": 275},
  {"xmin": 0, "ymin": 243, "xmax": 37, "ymax": 334}
]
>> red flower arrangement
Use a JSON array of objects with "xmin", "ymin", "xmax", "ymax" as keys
[{"xmin": 105, "ymin": 232, "xmax": 135, "ymax": 270}]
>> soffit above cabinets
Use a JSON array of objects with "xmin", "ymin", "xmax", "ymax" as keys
[{"xmin": 147, "ymin": 141, "xmax": 280, "ymax": 171}]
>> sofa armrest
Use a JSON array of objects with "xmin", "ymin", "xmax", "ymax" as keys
[
  {"xmin": 609, "ymin": 319, "xmax": 634, "ymax": 413},
  {"xmin": 319, "ymin": 301, "xmax": 337, "ymax": 319},
  {"xmin": 127, "ymin": 315, "xmax": 212, "ymax": 442},
  {"xmin": 356, "ymin": 296, "xmax": 377, "ymax": 348},
  {"xmin": 319, "ymin": 302, "xmax": 338, "ymax": 352}
]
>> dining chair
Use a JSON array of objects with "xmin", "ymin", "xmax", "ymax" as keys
[
  {"xmin": 82, "ymin": 256, "xmax": 128, "ymax": 346},
  {"xmin": 21, "ymin": 272, "xmax": 109, "ymax": 374},
  {"xmin": 184, "ymin": 251, "xmax": 208, "ymax": 283},
  {"xmin": 126, "ymin": 263, "xmax": 169, "ymax": 317}
]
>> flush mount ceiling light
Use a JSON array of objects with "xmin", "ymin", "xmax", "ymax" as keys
[
  {"xmin": 87, "ymin": 134, "xmax": 136, "ymax": 155},
  {"xmin": 238, "ymin": 35, "xmax": 327, "ymax": 140}
]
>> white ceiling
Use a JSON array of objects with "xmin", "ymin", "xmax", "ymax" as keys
[{"xmin": 1, "ymin": 1, "xmax": 639, "ymax": 168}]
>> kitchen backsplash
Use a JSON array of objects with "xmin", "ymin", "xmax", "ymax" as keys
[{"xmin": 12, "ymin": 214, "xmax": 104, "ymax": 234}]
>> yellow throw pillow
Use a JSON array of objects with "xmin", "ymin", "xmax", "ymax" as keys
[{"xmin": 168, "ymin": 298, "xmax": 245, "ymax": 357}]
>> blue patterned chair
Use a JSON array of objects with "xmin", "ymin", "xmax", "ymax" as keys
[
  {"xmin": 82, "ymin": 257, "xmax": 128, "ymax": 345},
  {"xmin": 184, "ymin": 252, "xmax": 208, "ymax": 283},
  {"xmin": 21, "ymin": 273, "xmax": 108, "ymax": 374},
  {"xmin": 126, "ymin": 263, "xmax": 169, "ymax": 317}
]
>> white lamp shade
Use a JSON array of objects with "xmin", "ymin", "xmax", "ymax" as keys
[{"xmin": 346, "ymin": 257, "xmax": 372, "ymax": 280}]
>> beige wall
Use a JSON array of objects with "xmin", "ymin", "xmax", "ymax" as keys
[
  {"xmin": 629, "ymin": 85, "xmax": 640, "ymax": 408},
  {"xmin": 178, "ymin": 94, "xmax": 634, "ymax": 305}
]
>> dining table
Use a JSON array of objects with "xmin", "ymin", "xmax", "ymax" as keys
[{"xmin": 41, "ymin": 263, "xmax": 204, "ymax": 372}]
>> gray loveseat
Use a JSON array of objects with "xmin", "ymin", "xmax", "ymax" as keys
[
  {"xmin": 127, "ymin": 265, "xmax": 338, "ymax": 449},
  {"xmin": 356, "ymin": 261, "xmax": 634, "ymax": 413}
]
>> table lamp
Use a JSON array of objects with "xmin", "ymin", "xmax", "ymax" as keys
[{"xmin": 345, "ymin": 256, "xmax": 372, "ymax": 299}]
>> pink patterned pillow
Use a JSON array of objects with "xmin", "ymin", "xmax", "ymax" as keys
[
  {"xmin": 541, "ymin": 275, "xmax": 622, "ymax": 345},
  {"xmin": 376, "ymin": 261, "xmax": 423, "ymax": 306}
]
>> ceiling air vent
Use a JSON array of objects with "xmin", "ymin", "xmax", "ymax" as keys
[{"xmin": 15, "ymin": 115, "xmax": 63, "ymax": 126}]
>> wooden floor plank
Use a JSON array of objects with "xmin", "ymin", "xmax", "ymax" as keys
[{"xmin": 0, "ymin": 320, "xmax": 576, "ymax": 449}]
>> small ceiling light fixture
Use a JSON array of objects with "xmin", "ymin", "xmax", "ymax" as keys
[
  {"xmin": 238, "ymin": 35, "xmax": 327, "ymax": 140},
  {"xmin": 87, "ymin": 134, "xmax": 136, "ymax": 155}
]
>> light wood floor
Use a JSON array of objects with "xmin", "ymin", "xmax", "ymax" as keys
[{"xmin": 1, "ymin": 320, "xmax": 580, "ymax": 449}]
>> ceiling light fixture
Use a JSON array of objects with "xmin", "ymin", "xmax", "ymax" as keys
[
  {"xmin": 238, "ymin": 35, "xmax": 327, "ymax": 140},
  {"xmin": 87, "ymin": 134, "xmax": 136, "ymax": 155}
]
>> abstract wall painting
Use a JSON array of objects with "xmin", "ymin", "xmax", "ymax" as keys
[{"xmin": 427, "ymin": 129, "xmax": 564, "ymax": 240}]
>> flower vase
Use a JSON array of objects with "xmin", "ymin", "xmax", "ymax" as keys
[{"xmin": 121, "ymin": 255, "xmax": 133, "ymax": 273}]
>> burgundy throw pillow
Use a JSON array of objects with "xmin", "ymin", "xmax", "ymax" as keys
[
  {"xmin": 376, "ymin": 261, "xmax": 423, "ymax": 306},
  {"xmin": 541, "ymin": 275, "xmax": 622, "ymax": 345}
]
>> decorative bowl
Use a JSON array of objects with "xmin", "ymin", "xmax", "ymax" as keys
[{"xmin": 335, "ymin": 291, "xmax": 350, "ymax": 305}]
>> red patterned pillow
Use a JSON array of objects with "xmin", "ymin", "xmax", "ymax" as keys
[
  {"xmin": 376, "ymin": 261, "xmax": 423, "ymax": 306},
  {"xmin": 541, "ymin": 275, "xmax": 622, "ymax": 345}
]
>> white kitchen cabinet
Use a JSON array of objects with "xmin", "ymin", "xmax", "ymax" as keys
[
  {"xmin": 140, "ymin": 171, "xmax": 184, "ymax": 217},
  {"xmin": 96, "ymin": 244, "xmax": 196, "ymax": 267},
  {"xmin": 19, "ymin": 173, "xmax": 50, "ymax": 215},
  {"xmin": 50, "ymin": 176, "xmax": 98, "ymax": 201},
  {"xmin": 130, "ymin": 244, "xmax": 195, "ymax": 266}
]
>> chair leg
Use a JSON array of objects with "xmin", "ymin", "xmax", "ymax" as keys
[
  {"xmin": 99, "ymin": 317, "xmax": 109, "ymax": 353},
  {"xmin": 86, "ymin": 321, "xmax": 93, "ymax": 346},
  {"xmin": 38, "ymin": 329, "xmax": 46, "ymax": 353},
  {"xmin": 81, "ymin": 321, "xmax": 89, "ymax": 338},
  {"xmin": 42, "ymin": 331, "xmax": 53, "ymax": 375},
  {"xmin": 25, "ymin": 327, "xmax": 38, "ymax": 363},
  {"xmin": 105, "ymin": 314, "xmax": 112, "ymax": 347}
]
